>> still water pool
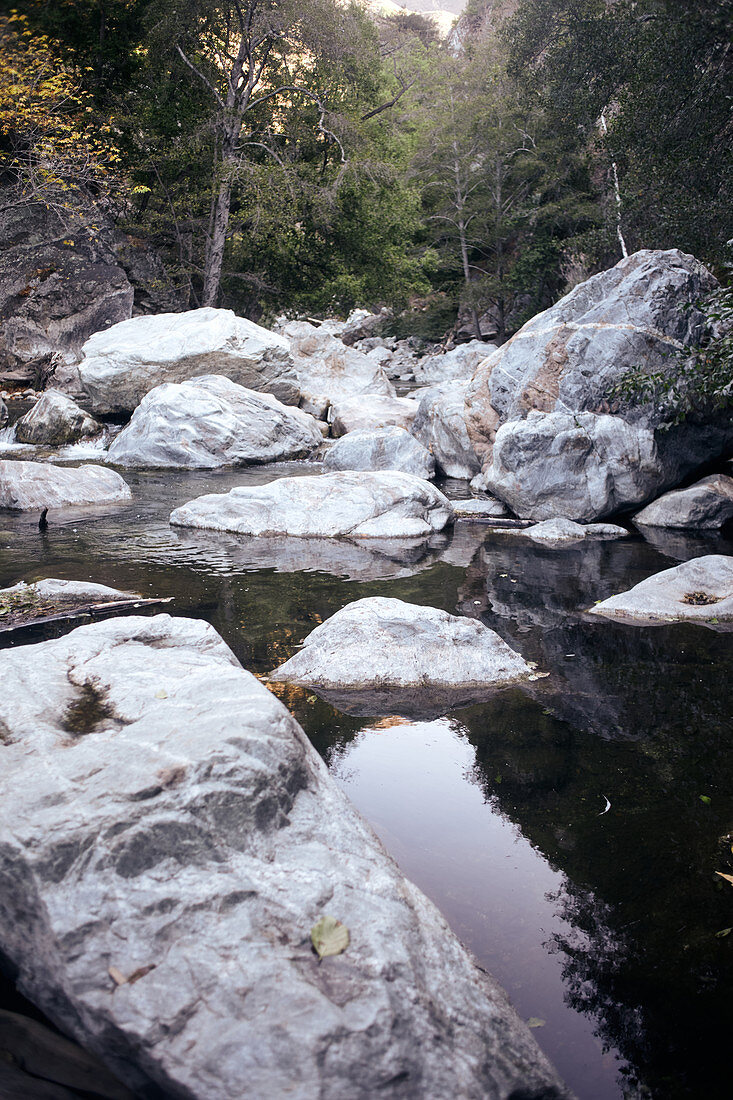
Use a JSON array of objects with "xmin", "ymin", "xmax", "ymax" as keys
[{"xmin": 1, "ymin": 461, "xmax": 731, "ymax": 1100}]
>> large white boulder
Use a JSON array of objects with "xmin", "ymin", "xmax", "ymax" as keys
[
  {"xmin": 170, "ymin": 470, "xmax": 453, "ymax": 539},
  {"xmin": 14, "ymin": 390, "xmax": 102, "ymax": 447},
  {"xmin": 483, "ymin": 410, "xmax": 666, "ymax": 522},
  {"xmin": 411, "ymin": 381, "xmax": 482, "ymax": 480},
  {"xmin": 285, "ymin": 321, "xmax": 395, "ymax": 415},
  {"xmin": 271, "ymin": 596, "xmax": 533, "ymax": 690},
  {"xmin": 0, "ymin": 614, "xmax": 569, "ymax": 1100},
  {"xmin": 323, "ymin": 426, "xmax": 434, "ymax": 479},
  {"xmin": 633, "ymin": 474, "xmax": 733, "ymax": 529},
  {"xmin": 587, "ymin": 554, "xmax": 733, "ymax": 626},
  {"xmin": 329, "ymin": 394, "xmax": 418, "ymax": 437},
  {"xmin": 107, "ymin": 375, "xmax": 321, "ymax": 468},
  {"xmin": 0, "ymin": 459, "xmax": 131, "ymax": 510},
  {"xmin": 78, "ymin": 308, "xmax": 300, "ymax": 414},
  {"xmin": 413, "ymin": 340, "xmax": 495, "ymax": 385},
  {"xmin": 465, "ymin": 249, "xmax": 733, "ymax": 519}
]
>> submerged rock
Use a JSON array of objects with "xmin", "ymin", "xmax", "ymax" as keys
[
  {"xmin": 411, "ymin": 382, "xmax": 482, "ymax": 480},
  {"xmin": 170, "ymin": 471, "xmax": 454, "ymax": 539},
  {"xmin": 329, "ymin": 394, "xmax": 418, "ymax": 437},
  {"xmin": 0, "ymin": 460, "xmax": 131, "ymax": 510},
  {"xmin": 514, "ymin": 518, "xmax": 629, "ymax": 543},
  {"xmin": 466, "ymin": 249, "xmax": 733, "ymax": 519},
  {"xmin": 323, "ymin": 426, "xmax": 435, "ymax": 479},
  {"xmin": 587, "ymin": 554, "xmax": 733, "ymax": 626},
  {"xmin": 78, "ymin": 308, "xmax": 299, "ymax": 415},
  {"xmin": 0, "ymin": 614, "xmax": 570, "ymax": 1100},
  {"xmin": 0, "ymin": 578, "xmax": 137, "ymax": 609},
  {"xmin": 14, "ymin": 390, "xmax": 102, "ymax": 447},
  {"xmin": 271, "ymin": 596, "xmax": 533, "ymax": 690},
  {"xmin": 633, "ymin": 474, "xmax": 733, "ymax": 529},
  {"xmin": 107, "ymin": 375, "xmax": 321, "ymax": 468}
]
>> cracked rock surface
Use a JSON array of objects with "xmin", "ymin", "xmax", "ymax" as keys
[{"xmin": 0, "ymin": 614, "xmax": 570, "ymax": 1100}]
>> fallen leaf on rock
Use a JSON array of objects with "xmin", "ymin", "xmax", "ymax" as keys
[
  {"xmin": 527, "ymin": 1017, "xmax": 546, "ymax": 1028},
  {"xmin": 108, "ymin": 967, "xmax": 127, "ymax": 987},
  {"xmin": 311, "ymin": 915, "xmax": 349, "ymax": 960},
  {"xmin": 155, "ymin": 689, "xmax": 168, "ymax": 699}
]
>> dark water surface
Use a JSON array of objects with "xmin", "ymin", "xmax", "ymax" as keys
[{"xmin": 1, "ymin": 461, "xmax": 732, "ymax": 1100}]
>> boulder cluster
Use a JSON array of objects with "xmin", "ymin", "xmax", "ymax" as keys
[{"xmin": 0, "ymin": 246, "xmax": 731, "ymax": 1097}]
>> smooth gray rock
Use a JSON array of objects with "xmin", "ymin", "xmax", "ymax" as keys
[
  {"xmin": 271, "ymin": 596, "xmax": 534, "ymax": 690},
  {"xmin": 0, "ymin": 460, "xmax": 131, "ymax": 510},
  {"xmin": 14, "ymin": 390, "xmax": 102, "ymax": 447},
  {"xmin": 0, "ymin": 398, "xmax": 7, "ymax": 428},
  {"xmin": 329, "ymin": 394, "xmax": 418, "ymax": 437},
  {"xmin": 170, "ymin": 471, "xmax": 454, "ymax": 539},
  {"xmin": 633, "ymin": 474, "xmax": 733, "ymax": 529},
  {"xmin": 587, "ymin": 554, "xmax": 733, "ymax": 626},
  {"xmin": 465, "ymin": 249, "xmax": 733, "ymax": 519},
  {"xmin": 78, "ymin": 308, "xmax": 299, "ymax": 415},
  {"xmin": 411, "ymin": 382, "xmax": 482, "ymax": 480},
  {"xmin": 485, "ymin": 410, "xmax": 666, "ymax": 522},
  {"xmin": 0, "ymin": 614, "xmax": 570, "ymax": 1100},
  {"xmin": 413, "ymin": 340, "xmax": 495, "ymax": 385},
  {"xmin": 285, "ymin": 322, "xmax": 395, "ymax": 412},
  {"xmin": 514, "ymin": 518, "xmax": 629, "ymax": 543},
  {"xmin": 107, "ymin": 375, "xmax": 321, "ymax": 469},
  {"xmin": 323, "ymin": 427, "xmax": 435, "ymax": 479}
]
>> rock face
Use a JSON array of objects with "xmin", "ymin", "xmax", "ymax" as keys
[
  {"xmin": 271, "ymin": 595, "xmax": 532, "ymax": 689},
  {"xmin": 14, "ymin": 390, "xmax": 102, "ymax": 447},
  {"xmin": 0, "ymin": 460, "xmax": 131, "ymax": 510},
  {"xmin": 78, "ymin": 309, "xmax": 299, "ymax": 415},
  {"xmin": 413, "ymin": 340, "xmax": 495, "ymax": 385},
  {"xmin": 0, "ymin": 398, "xmax": 7, "ymax": 428},
  {"xmin": 0, "ymin": 203, "xmax": 134, "ymax": 386},
  {"xmin": 465, "ymin": 249, "xmax": 733, "ymax": 519},
  {"xmin": 587, "ymin": 554, "xmax": 733, "ymax": 626},
  {"xmin": 485, "ymin": 409, "xmax": 671, "ymax": 522},
  {"xmin": 323, "ymin": 427, "xmax": 435, "ymax": 479},
  {"xmin": 0, "ymin": 614, "xmax": 570, "ymax": 1100},
  {"xmin": 170, "ymin": 471, "xmax": 454, "ymax": 539},
  {"xmin": 107, "ymin": 375, "xmax": 321, "ymax": 469},
  {"xmin": 633, "ymin": 474, "xmax": 733, "ymax": 529},
  {"xmin": 411, "ymin": 382, "xmax": 482, "ymax": 480},
  {"xmin": 285, "ymin": 321, "xmax": 395, "ymax": 416},
  {"xmin": 329, "ymin": 394, "xmax": 418, "ymax": 437}
]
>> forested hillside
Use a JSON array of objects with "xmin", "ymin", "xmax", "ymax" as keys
[{"xmin": 2, "ymin": 0, "xmax": 730, "ymax": 338}]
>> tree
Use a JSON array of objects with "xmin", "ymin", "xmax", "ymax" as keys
[
  {"xmin": 0, "ymin": 11, "xmax": 120, "ymax": 215},
  {"xmin": 143, "ymin": 0, "xmax": 381, "ymax": 307}
]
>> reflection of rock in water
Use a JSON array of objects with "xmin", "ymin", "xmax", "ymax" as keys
[
  {"xmin": 304, "ymin": 682, "xmax": 523, "ymax": 721},
  {"xmin": 635, "ymin": 523, "xmax": 731, "ymax": 563},
  {"xmin": 454, "ymin": 678, "xmax": 733, "ymax": 1100}
]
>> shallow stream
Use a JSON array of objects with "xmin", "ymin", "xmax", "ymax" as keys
[{"xmin": 1, "ymin": 458, "xmax": 731, "ymax": 1100}]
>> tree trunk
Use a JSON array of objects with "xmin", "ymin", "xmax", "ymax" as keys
[{"xmin": 201, "ymin": 166, "xmax": 233, "ymax": 308}]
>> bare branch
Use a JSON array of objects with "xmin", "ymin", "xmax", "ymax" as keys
[{"xmin": 176, "ymin": 45, "xmax": 224, "ymax": 108}]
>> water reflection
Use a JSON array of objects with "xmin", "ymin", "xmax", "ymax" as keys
[{"xmin": 0, "ymin": 463, "xmax": 731, "ymax": 1099}]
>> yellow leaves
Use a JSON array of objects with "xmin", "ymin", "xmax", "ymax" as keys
[
  {"xmin": 716, "ymin": 872, "xmax": 733, "ymax": 886},
  {"xmin": 0, "ymin": 15, "xmax": 122, "ymax": 198}
]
